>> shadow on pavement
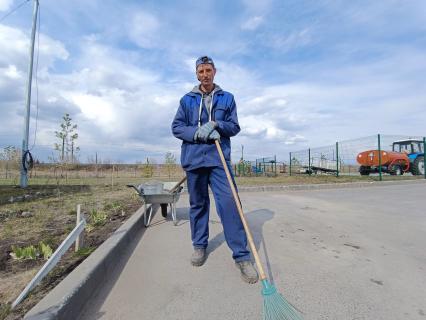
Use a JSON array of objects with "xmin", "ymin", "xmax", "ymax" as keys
[{"xmin": 169, "ymin": 204, "xmax": 276, "ymax": 284}]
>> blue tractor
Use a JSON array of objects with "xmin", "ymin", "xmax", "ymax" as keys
[{"xmin": 392, "ymin": 139, "xmax": 424, "ymax": 175}]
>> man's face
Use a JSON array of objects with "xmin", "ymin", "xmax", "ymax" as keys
[{"xmin": 196, "ymin": 63, "xmax": 216, "ymax": 87}]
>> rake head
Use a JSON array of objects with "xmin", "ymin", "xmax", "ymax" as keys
[{"xmin": 262, "ymin": 280, "xmax": 303, "ymax": 320}]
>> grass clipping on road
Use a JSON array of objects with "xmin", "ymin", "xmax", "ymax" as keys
[{"xmin": 0, "ymin": 184, "xmax": 142, "ymax": 320}]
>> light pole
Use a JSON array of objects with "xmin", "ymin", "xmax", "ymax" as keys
[{"xmin": 20, "ymin": 0, "xmax": 39, "ymax": 188}]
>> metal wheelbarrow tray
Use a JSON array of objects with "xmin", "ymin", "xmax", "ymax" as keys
[{"xmin": 127, "ymin": 182, "xmax": 183, "ymax": 227}]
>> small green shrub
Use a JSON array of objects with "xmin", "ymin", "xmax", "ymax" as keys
[
  {"xmin": 104, "ymin": 201, "xmax": 123, "ymax": 214},
  {"xmin": 39, "ymin": 241, "xmax": 53, "ymax": 260},
  {"xmin": 74, "ymin": 247, "xmax": 95, "ymax": 257},
  {"xmin": 89, "ymin": 209, "xmax": 107, "ymax": 226},
  {"xmin": 86, "ymin": 209, "xmax": 108, "ymax": 232},
  {"xmin": 10, "ymin": 245, "xmax": 38, "ymax": 260},
  {"xmin": 10, "ymin": 241, "xmax": 53, "ymax": 261}
]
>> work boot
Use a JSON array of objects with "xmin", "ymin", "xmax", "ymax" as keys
[
  {"xmin": 191, "ymin": 248, "xmax": 207, "ymax": 267},
  {"xmin": 235, "ymin": 261, "xmax": 259, "ymax": 284}
]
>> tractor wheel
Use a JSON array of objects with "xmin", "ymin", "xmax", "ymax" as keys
[
  {"xmin": 359, "ymin": 166, "xmax": 370, "ymax": 176},
  {"xmin": 390, "ymin": 165, "xmax": 403, "ymax": 176},
  {"xmin": 161, "ymin": 203, "xmax": 168, "ymax": 218},
  {"xmin": 411, "ymin": 156, "xmax": 425, "ymax": 176}
]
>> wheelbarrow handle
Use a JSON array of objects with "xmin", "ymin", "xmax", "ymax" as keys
[
  {"xmin": 126, "ymin": 184, "xmax": 144, "ymax": 195},
  {"xmin": 168, "ymin": 176, "xmax": 187, "ymax": 194}
]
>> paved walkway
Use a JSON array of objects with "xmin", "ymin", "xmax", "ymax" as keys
[{"xmin": 80, "ymin": 183, "xmax": 426, "ymax": 320}]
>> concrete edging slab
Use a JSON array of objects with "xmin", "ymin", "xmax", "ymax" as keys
[{"xmin": 24, "ymin": 205, "xmax": 151, "ymax": 320}]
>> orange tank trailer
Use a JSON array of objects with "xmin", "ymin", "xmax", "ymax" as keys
[{"xmin": 356, "ymin": 150, "xmax": 410, "ymax": 175}]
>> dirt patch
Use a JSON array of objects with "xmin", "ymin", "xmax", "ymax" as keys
[
  {"xmin": 0, "ymin": 184, "xmax": 141, "ymax": 320},
  {"xmin": 344, "ymin": 243, "xmax": 361, "ymax": 250},
  {"xmin": 0, "ymin": 185, "xmax": 91, "ymax": 205}
]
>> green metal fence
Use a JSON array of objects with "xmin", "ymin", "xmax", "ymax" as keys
[
  {"xmin": 289, "ymin": 134, "xmax": 426, "ymax": 180},
  {"xmin": 233, "ymin": 156, "xmax": 287, "ymax": 177}
]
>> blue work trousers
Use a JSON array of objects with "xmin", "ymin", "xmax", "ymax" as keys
[{"xmin": 186, "ymin": 165, "xmax": 250, "ymax": 262}]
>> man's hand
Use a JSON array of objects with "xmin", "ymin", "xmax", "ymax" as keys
[
  {"xmin": 208, "ymin": 130, "xmax": 220, "ymax": 142},
  {"xmin": 194, "ymin": 121, "xmax": 216, "ymax": 142}
]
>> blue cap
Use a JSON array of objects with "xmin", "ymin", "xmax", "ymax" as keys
[{"xmin": 196, "ymin": 56, "xmax": 215, "ymax": 69}]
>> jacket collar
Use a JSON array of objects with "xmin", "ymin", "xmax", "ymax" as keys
[{"xmin": 187, "ymin": 85, "xmax": 223, "ymax": 97}]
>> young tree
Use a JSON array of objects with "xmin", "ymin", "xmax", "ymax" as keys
[
  {"xmin": 0, "ymin": 146, "xmax": 20, "ymax": 162},
  {"xmin": 70, "ymin": 132, "xmax": 80, "ymax": 163},
  {"xmin": 142, "ymin": 157, "xmax": 155, "ymax": 178},
  {"xmin": 164, "ymin": 152, "xmax": 176, "ymax": 178},
  {"xmin": 54, "ymin": 113, "xmax": 79, "ymax": 163},
  {"xmin": 0, "ymin": 146, "xmax": 20, "ymax": 178}
]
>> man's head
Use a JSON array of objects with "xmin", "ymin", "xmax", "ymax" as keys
[{"xmin": 196, "ymin": 56, "xmax": 216, "ymax": 91}]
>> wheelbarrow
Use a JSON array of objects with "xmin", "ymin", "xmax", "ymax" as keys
[{"xmin": 127, "ymin": 177, "xmax": 186, "ymax": 227}]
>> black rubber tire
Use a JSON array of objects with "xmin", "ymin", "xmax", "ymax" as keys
[
  {"xmin": 161, "ymin": 203, "xmax": 168, "ymax": 218},
  {"xmin": 389, "ymin": 165, "xmax": 403, "ymax": 176},
  {"xmin": 411, "ymin": 156, "xmax": 425, "ymax": 175},
  {"xmin": 359, "ymin": 166, "xmax": 370, "ymax": 176}
]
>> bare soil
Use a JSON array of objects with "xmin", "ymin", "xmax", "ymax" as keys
[{"xmin": 0, "ymin": 184, "xmax": 141, "ymax": 320}]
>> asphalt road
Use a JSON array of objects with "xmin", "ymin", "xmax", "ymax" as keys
[{"xmin": 80, "ymin": 182, "xmax": 426, "ymax": 320}]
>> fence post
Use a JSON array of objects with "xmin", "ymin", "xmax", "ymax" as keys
[
  {"xmin": 111, "ymin": 165, "xmax": 114, "ymax": 188},
  {"xmin": 308, "ymin": 148, "xmax": 311, "ymax": 176},
  {"xmin": 289, "ymin": 152, "xmax": 292, "ymax": 176},
  {"xmin": 424, "ymin": 137, "xmax": 426, "ymax": 180},
  {"xmin": 274, "ymin": 155, "xmax": 277, "ymax": 175},
  {"xmin": 336, "ymin": 142, "xmax": 339, "ymax": 177},
  {"xmin": 378, "ymin": 134, "xmax": 382, "ymax": 181},
  {"xmin": 75, "ymin": 204, "xmax": 84, "ymax": 252}
]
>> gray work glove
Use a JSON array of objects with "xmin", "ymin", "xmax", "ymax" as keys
[
  {"xmin": 208, "ymin": 129, "xmax": 221, "ymax": 142},
  {"xmin": 194, "ymin": 129, "xmax": 201, "ymax": 142},
  {"xmin": 194, "ymin": 121, "xmax": 217, "ymax": 143}
]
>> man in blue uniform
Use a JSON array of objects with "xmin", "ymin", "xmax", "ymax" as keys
[{"xmin": 171, "ymin": 56, "xmax": 258, "ymax": 284}]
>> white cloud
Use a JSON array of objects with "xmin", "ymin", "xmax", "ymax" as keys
[
  {"xmin": 127, "ymin": 10, "xmax": 160, "ymax": 48},
  {"xmin": 241, "ymin": 0, "xmax": 273, "ymax": 13},
  {"xmin": 69, "ymin": 93, "xmax": 116, "ymax": 128},
  {"xmin": 0, "ymin": 0, "xmax": 13, "ymax": 11},
  {"xmin": 239, "ymin": 114, "xmax": 303, "ymax": 142},
  {"xmin": 3, "ymin": 64, "xmax": 21, "ymax": 79},
  {"xmin": 0, "ymin": 24, "xmax": 68, "ymax": 70},
  {"xmin": 241, "ymin": 15, "xmax": 264, "ymax": 30},
  {"xmin": 268, "ymin": 28, "xmax": 313, "ymax": 51},
  {"xmin": 0, "ymin": 24, "xmax": 69, "ymax": 136}
]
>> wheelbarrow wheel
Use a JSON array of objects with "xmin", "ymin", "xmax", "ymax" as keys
[{"xmin": 161, "ymin": 203, "xmax": 168, "ymax": 217}]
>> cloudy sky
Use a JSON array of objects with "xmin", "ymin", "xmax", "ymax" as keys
[{"xmin": 1, "ymin": 0, "xmax": 425, "ymax": 163}]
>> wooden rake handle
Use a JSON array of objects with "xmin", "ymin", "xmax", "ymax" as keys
[{"xmin": 215, "ymin": 140, "xmax": 267, "ymax": 281}]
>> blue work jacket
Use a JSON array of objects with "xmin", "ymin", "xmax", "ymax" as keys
[{"xmin": 171, "ymin": 88, "xmax": 240, "ymax": 171}]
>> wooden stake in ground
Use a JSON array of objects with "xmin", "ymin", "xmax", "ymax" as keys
[
  {"xmin": 111, "ymin": 165, "xmax": 115, "ymax": 189},
  {"xmin": 75, "ymin": 204, "xmax": 84, "ymax": 251}
]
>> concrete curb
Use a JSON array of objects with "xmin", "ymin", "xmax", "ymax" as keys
[{"xmin": 24, "ymin": 205, "xmax": 151, "ymax": 320}]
